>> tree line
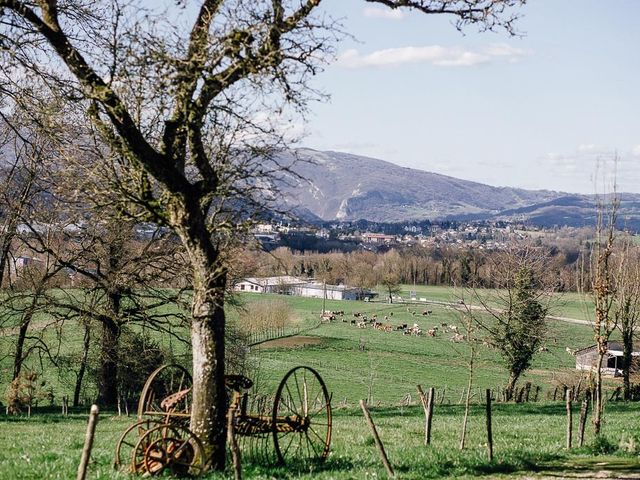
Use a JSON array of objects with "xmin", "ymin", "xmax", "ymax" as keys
[{"xmin": 235, "ymin": 241, "xmax": 595, "ymax": 293}]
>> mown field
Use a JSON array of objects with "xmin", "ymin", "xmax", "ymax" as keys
[{"xmin": 1, "ymin": 285, "xmax": 637, "ymax": 479}]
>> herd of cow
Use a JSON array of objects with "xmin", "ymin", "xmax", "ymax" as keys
[{"xmin": 320, "ymin": 309, "xmax": 466, "ymax": 341}]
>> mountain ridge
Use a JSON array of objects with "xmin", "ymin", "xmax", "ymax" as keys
[{"xmin": 278, "ymin": 149, "xmax": 640, "ymax": 228}]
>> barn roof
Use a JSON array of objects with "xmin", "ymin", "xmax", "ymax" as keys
[{"xmin": 575, "ymin": 341, "xmax": 637, "ymax": 356}]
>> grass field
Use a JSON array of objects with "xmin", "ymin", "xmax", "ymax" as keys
[
  {"xmin": 1, "ymin": 286, "xmax": 637, "ymax": 479},
  {"xmin": 3, "ymin": 402, "xmax": 640, "ymax": 479}
]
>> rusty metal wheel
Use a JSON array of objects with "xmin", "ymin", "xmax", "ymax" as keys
[
  {"xmin": 133, "ymin": 423, "xmax": 205, "ymax": 477},
  {"xmin": 272, "ymin": 366, "xmax": 332, "ymax": 466},
  {"xmin": 113, "ymin": 418, "xmax": 165, "ymax": 472},
  {"xmin": 138, "ymin": 364, "xmax": 192, "ymax": 423}
]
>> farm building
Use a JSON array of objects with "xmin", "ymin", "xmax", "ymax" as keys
[
  {"xmin": 575, "ymin": 341, "xmax": 640, "ymax": 377},
  {"xmin": 234, "ymin": 276, "xmax": 376, "ymax": 301},
  {"xmin": 233, "ymin": 276, "xmax": 307, "ymax": 294},
  {"xmin": 291, "ymin": 282, "xmax": 375, "ymax": 301}
]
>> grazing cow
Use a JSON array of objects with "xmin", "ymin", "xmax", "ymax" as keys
[
  {"xmin": 422, "ymin": 310, "xmax": 433, "ymax": 316},
  {"xmin": 384, "ymin": 315, "xmax": 389, "ymax": 321},
  {"xmin": 389, "ymin": 312, "xmax": 393, "ymax": 317},
  {"xmin": 350, "ymin": 319, "xmax": 356, "ymax": 325},
  {"xmin": 357, "ymin": 321, "xmax": 367, "ymax": 329},
  {"xmin": 427, "ymin": 328, "xmax": 437, "ymax": 337},
  {"xmin": 538, "ymin": 346, "xmax": 549, "ymax": 352},
  {"xmin": 451, "ymin": 333, "xmax": 465, "ymax": 343},
  {"xmin": 566, "ymin": 347, "xmax": 575, "ymax": 355},
  {"xmin": 450, "ymin": 325, "xmax": 459, "ymax": 333}
]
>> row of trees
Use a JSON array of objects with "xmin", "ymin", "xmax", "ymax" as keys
[
  {"xmin": 0, "ymin": 113, "xmax": 191, "ymax": 409},
  {"xmin": 236, "ymin": 242, "xmax": 591, "ymax": 293}
]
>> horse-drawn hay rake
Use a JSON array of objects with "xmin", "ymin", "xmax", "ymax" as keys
[{"xmin": 114, "ymin": 364, "xmax": 332, "ymax": 476}]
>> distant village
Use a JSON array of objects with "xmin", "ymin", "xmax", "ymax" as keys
[{"xmin": 251, "ymin": 218, "xmax": 575, "ymax": 253}]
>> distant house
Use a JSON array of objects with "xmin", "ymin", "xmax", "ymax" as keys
[
  {"xmin": 361, "ymin": 233, "xmax": 396, "ymax": 244},
  {"xmin": 575, "ymin": 341, "xmax": 640, "ymax": 377}
]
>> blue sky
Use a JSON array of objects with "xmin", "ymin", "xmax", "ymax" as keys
[{"xmin": 300, "ymin": 0, "xmax": 640, "ymax": 194}]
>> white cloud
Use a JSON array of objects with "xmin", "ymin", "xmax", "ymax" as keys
[
  {"xmin": 540, "ymin": 145, "xmax": 640, "ymax": 193},
  {"xmin": 337, "ymin": 43, "xmax": 529, "ymax": 69},
  {"xmin": 363, "ymin": 6, "xmax": 405, "ymax": 20}
]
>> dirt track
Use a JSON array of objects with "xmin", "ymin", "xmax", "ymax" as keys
[{"xmin": 255, "ymin": 335, "xmax": 322, "ymax": 349}]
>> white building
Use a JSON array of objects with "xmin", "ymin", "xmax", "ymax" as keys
[
  {"xmin": 233, "ymin": 276, "xmax": 306, "ymax": 294},
  {"xmin": 234, "ymin": 276, "xmax": 375, "ymax": 301}
]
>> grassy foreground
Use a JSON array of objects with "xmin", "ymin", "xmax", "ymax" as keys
[
  {"xmin": 1, "ymin": 286, "xmax": 634, "ymax": 478},
  {"xmin": 3, "ymin": 402, "xmax": 640, "ymax": 479}
]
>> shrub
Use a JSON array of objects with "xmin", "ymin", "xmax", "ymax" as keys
[{"xmin": 587, "ymin": 435, "xmax": 618, "ymax": 455}]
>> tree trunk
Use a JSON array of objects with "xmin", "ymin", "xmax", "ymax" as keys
[
  {"xmin": 459, "ymin": 349, "xmax": 475, "ymax": 450},
  {"xmin": 190, "ymin": 278, "xmax": 226, "ymax": 469},
  {"xmin": 593, "ymin": 351, "xmax": 604, "ymax": 435},
  {"xmin": 0, "ymin": 229, "xmax": 15, "ymax": 288},
  {"xmin": 622, "ymin": 329, "xmax": 633, "ymax": 401},
  {"xmin": 74, "ymin": 323, "xmax": 91, "ymax": 407},
  {"xmin": 173, "ymin": 198, "xmax": 228, "ymax": 470},
  {"xmin": 97, "ymin": 319, "xmax": 120, "ymax": 407},
  {"xmin": 13, "ymin": 319, "xmax": 30, "ymax": 380},
  {"xmin": 505, "ymin": 370, "xmax": 520, "ymax": 402},
  {"xmin": 12, "ymin": 293, "xmax": 40, "ymax": 380}
]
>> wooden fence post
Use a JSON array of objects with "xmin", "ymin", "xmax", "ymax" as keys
[
  {"xmin": 524, "ymin": 382, "xmax": 532, "ymax": 402},
  {"xmin": 360, "ymin": 400, "xmax": 395, "ymax": 478},
  {"xmin": 578, "ymin": 393, "xmax": 590, "ymax": 447},
  {"xmin": 485, "ymin": 389, "xmax": 493, "ymax": 462},
  {"xmin": 77, "ymin": 405, "xmax": 99, "ymax": 480},
  {"xmin": 227, "ymin": 403, "xmax": 242, "ymax": 480},
  {"xmin": 417, "ymin": 385, "xmax": 434, "ymax": 445},
  {"xmin": 565, "ymin": 390, "xmax": 573, "ymax": 449}
]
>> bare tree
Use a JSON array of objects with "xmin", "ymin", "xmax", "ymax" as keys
[
  {"xmin": 0, "ymin": 0, "xmax": 526, "ymax": 465},
  {"xmin": 472, "ymin": 246, "xmax": 551, "ymax": 401},
  {"xmin": 457, "ymin": 309, "xmax": 476, "ymax": 450},
  {"xmin": 590, "ymin": 193, "xmax": 619, "ymax": 434},
  {"xmin": 22, "ymin": 214, "xmax": 188, "ymax": 407},
  {"xmin": 0, "ymin": 113, "xmax": 47, "ymax": 288},
  {"xmin": 612, "ymin": 238, "xmax": 640, "ymax": 401}
]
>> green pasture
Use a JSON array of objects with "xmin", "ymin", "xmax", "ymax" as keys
[
  {"xmin": 0, "ymin": 286, "xmax": 612, "ymax": 408},
  {"xmin": 3, "ymin": 402, "xmax": 640, "ymax": 479},
  {"xmin": 0, "ymin": 286, "xmax": 637, "ymax": 479},
  {"xmin": 390, "ymin": 284, "xmax": 596, "ymax": 322}
]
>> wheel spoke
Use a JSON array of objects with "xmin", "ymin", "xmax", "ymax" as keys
[
  {"xmin": 305, "ymin": 431, "xmax": 322, "ymax": 458},
  {"xmin": 283, "ymin": 431, "xmax": 296, "ymax": 458},
  {"xmin": 308, "ymin": 425, "xmax": 327, "ymax": 446},
  {"xmin": 283, "ymin": 383, "xmax": 299, "ymax": 414},
  {"xmin": 303, "ymin": 375, "xmax": 309, "ymax": 416},
  {"xmin": 293, "ymin": 371, "xmax": 303, "ymax": 412}
]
